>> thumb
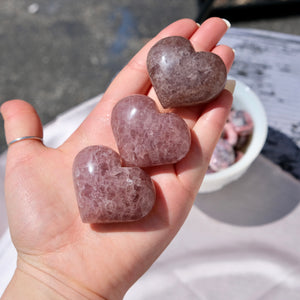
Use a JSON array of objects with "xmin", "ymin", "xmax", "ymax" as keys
[{"xmin": 1, "ymin": 100, "xmax": 44, "ymax": 157}]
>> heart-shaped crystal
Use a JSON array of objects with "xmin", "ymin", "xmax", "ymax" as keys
[
  {"xmin": 73, "ymin": 145, "xmax": 155, "ymax": 223},
  {"xmin": 111, "ymin": 95, "xmax": 191, "ymax": 167},
  {"xmin": 147, "ymin": 36, "xmax": 227, "ymax": 108}
]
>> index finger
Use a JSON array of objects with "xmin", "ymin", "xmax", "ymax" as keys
[
  {"xmin": 103, "ymin": 17, "xmax": 231, "ymax": 106},
  {"xmin": 62, "ymin": 18, "xmax": 233, "ymax": 154},
  {"xmin": 61, "ymin": 19, "xmax": 199, "ymax": 153},
  {"xmin": 99, "ymin": 18, "xmax": 200, "ymax": 106}
]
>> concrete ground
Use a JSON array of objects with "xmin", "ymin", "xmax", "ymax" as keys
[{"xmin": 1, "ymin": 0, "xmax": 300, "ymax": 153}]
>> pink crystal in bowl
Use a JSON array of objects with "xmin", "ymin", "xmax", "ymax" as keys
[{"xmin": 198, "ymin": 79, "xmax": 268, "ymax": 193}]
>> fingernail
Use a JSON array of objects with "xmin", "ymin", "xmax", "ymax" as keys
[
  {"xmin": 222, "ymin": 18, "xmax": 231, "ymax": 29},
  {"xmin": 196, "ymin": 22, "xmax": 201, "ymax": 27},
  {"xmin": 225, "ymin": 80, "xmax": 236, "ymax": 95}
]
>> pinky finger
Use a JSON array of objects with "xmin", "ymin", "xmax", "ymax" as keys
[{"xmin": 175, "ymin": 88, "xmax": 234, "ymax": 194}]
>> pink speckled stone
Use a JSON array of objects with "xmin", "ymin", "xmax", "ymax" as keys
[
  {"xmin": 209, "ymin": 139, "xmax": 235, "ymax": 172},
  {"xmin": 111, "ymin": 95, "xmax": 191, "ymax": 167},
  {"xmin": 229, "ymin": 110, "xmax": 254, "ymax": 136},
  {"xmin": 73, "ymin": 145, "xmax": 155, "ymax": 223},
  {"xmin": 147, "ymin": 36, "xmax": 227, "ymax": 108}
]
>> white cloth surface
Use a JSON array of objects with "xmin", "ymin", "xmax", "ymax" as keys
[
  {"xmin": 125, "ymin": 155, "xmax": 300, "ymax": 299},
  {"xmin": 222, "ymin": 27, "xmax": 300, "ymax": 148},
  {"xmin": 1, "ymin": 27, "xmax": 300, "ymax": 298}
]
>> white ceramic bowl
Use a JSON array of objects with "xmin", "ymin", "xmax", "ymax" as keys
[{"xmin": 198, "ymin": 79, "xmax": 268, "ymax": 193}]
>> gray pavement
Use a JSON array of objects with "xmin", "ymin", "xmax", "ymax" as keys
[{"xmin": 1, "ymin": 0, "xmax": 300, "ymax": 153}]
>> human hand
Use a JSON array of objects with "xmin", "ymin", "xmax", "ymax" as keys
[{"xmin": 1, "ymin": 18, "xmax": 234, "ymax": 300}]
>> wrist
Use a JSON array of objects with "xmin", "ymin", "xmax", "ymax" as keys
[{"xmin": 2, "ymin": 258, "xmax": 107, "ymax": 300}]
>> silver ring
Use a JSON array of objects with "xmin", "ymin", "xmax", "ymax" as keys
[{"xmin": 8, "ymin": 136, "xmax": 43, "ymax": 147}]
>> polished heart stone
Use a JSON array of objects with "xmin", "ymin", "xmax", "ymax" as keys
[
  {"xmin": 147, "ymin": 36, "xmax": 227, "ymax": 108},
  {"xmin": 73, "ymin": 145, "xmax": 155, "ymax": 223},
  {"xmin": 111, "ymin": 95, "xmax": 191, "ymax": 167}
]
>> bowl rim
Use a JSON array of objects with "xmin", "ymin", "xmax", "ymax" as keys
[{"xmin": 199, "ymin": 78, "xmax": 268, "ymax": 191}]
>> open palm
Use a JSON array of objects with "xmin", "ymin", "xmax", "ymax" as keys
[{"xmin": 2, "ymin": 18, "xmax": 234, "ymax": 299}]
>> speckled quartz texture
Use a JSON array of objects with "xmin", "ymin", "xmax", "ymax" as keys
[
  {"xmin": 209, "ymin": 139, "xmax": 235, "ymax": 172},
  {"xmin": 111, "ymin": 95, "xmax": 191, "ymax": 167},
  {"xmin": 229, "ymin": 110, "xmax": 254, "ymax": 136},
  {"xmin": 73, "ymin": 145, "xmax": 155, "ymax": 223},
  {"xmin": 147, "ymin": 36, "xmax": 227, "ymax": 108}
]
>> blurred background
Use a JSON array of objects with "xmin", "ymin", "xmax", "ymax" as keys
[{"xmin": 1, "ymin": 0, "xmax": 300, "ymax": 153}]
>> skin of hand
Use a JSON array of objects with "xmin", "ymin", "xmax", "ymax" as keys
[{"xmin": 0, "ymin": 18, "xmax": 234, "ymax": 300}]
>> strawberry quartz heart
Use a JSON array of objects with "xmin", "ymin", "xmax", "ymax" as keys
[
  {"xmin": 147, "ymin": 36, "xmax": 227, "ymax": 108},
  {"xmin": 111, "ymin": 95, "xmax": 191, "ymax": 167},
  {"xmin": 73, "ymin": 145, "xmax": 155, "ymax": 223}
]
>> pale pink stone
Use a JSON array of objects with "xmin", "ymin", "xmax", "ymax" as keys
[
  {"xmin": 223, "ymin": 122, "xmax": 238, "ymax": 146},
  {"xmin": 209, "ymin": 139, "xmax": 235, "ymax": 172},
  {"xmin": 229, "ymin": 110, "xmax": 254, "ymax": 136}
]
